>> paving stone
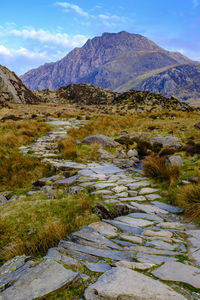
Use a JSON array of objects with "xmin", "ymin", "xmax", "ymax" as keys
[
  {"xmin": 159, "ymin": 222, "xmax": 185, "ymax": 230},
  {"xmin": 111, "ymin": 239, "xmax": 137, "ymax": 247},
  {"xmin": 152, "ymin": 201, "xmax": 183, "ymax": 213},
  {"xmin": 115, "ymin": 192, "xmax": 129, "ymax": 198},
  {"xmin": 44, "ymin": 248, "xmax": 79, "ymax": 267},
  {"xmin": 88, "ymin": 222, "xmax": 118, "ymax": 238},
  {"xmin": 90, "ymin": 165, "xmax": 122, "ymax": 174},
  {"xmin": 142, "ymin": 229, "xmax": 173, "ymax": 238},
  {"xmin": 187, "ymin": 229, "xmax": 200, "ymax": 266},
  {"xmin": 70, "ymin": 226, "xmax": 121, "ymax": 250},
  {"xmin": 93, "ymin": 182, "xmax": 116, "ymax": 190},
  {"xmin": 127, "ymin": 181, "xmax": 150, "ymax": 189},
  {"xmin": 152, "ymin": 261, "xmax": 200, "ymax": 289},
  {"xmin": 1, "ymin": 259, "xmax": 79, "ymax": 300},
  {"xmin": 130, "ymin": 202, "xmax": 168, "ymax": 215},
  {"xmin": 84, "ymin": 262, "xmax": 111, "ymax": 272},
  {"xmin": 120, "ymin": 196, "xmax": 146, "ymax": 202},
  {"xmin": 146, "ymin": 194, "xmax": 161, "ymax": 201},
  {"xmin": 112, "ymin": 185, "xmax": 128, "ymax": 193},
  {"xmin": 127, "ymin": 190, "xmax": 138, "ymax": 196},
  {"xmin": 103, "ymin": 219, "xmax": 143, "ymax": 235},
  {"xmin": 145, "ymin": 240, "xmax": 179, "ymax": 251},
  {"xmin": 119, "ymin": 234, "xmax": 143, "ymax": 244},
  {"xmin": 139, "ymin": 187, "xmax": 159, "ymax": 194},
  {"xmin": 123, "ymin": 245, "xmax": 182, "ymax": 256},
  {"xmin": 114, "ymin": 260, "xmax": 155, "ymax": 270},
  {"xmin": 53, "ymin": 175, "xmax": 78, "ymax": 187},
  {"xmin": 137, "ymin": 253, "xmax": 178, "ymax": 264},
  {"xmin": 59, "ymin": 240, "xmax": 135, "ymax": 261},
  {"xmin": 115, "ymin": 216, "xmax": 154, "ymax": 228},
  {"xmin": 128, "ymin": 212, "xmax": 163, "ymax": 222},
  {"xmin": 58, "ymin": 247, "xmax": 98, "ymax": 262},
  {"xmin": 84, "ymin": 267, "xmax": 186, "ymax": 300},
  {"xmin": 91, "ymin": 189, "xmax": 113, "ymax": 195}
]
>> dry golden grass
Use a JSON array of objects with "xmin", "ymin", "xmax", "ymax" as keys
[
  {"xmin": 0, "ymin": 191, "xmax": 99, "ymax": 263},
  {"xmin": 173, "ymin": 184, "xmax": 200, "ymax": 223},
  {"xmin": 143, "ymin": 154, "xmax": 180, "ymax": 185}
]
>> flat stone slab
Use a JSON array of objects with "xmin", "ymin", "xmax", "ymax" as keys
[
  {"xmin": 119, "ymin": 234, "xmax": 143, "ymax": 245},
  {"xmin": 91, "ymin": 190, "xmax": 113, "ymax": 195},
  {"xmin": 114, "ymin": 260, "xmax": 155, "ymax": 270},
  {"xmin": 152, "ymin": 201, "xmax": 183, "ymax": 213},
  {"xmin": 137, "ymin": 253, "xmax": 178, "ymax": 264},
  {"xmin": 142, "ymin": 229, "xmax": 173, "ymax": 238},
  {"xmin": 112, "ymin": 186, "xmax": 128, "ymax": 193},
  {"xmin": 124, "ymin": 245, "xmax": 181, "ymax": 256},
  {"xmin": 120, "ymin": 196, "xmax": 146, "ymax": 202},
  {"xmin": 70, "ymin": 226, "xmax": 121, "ymax": 250},
  {"xmin": 159, "ymin": 222, "xmax": 185, "ymax": 231},
  {"xmin": 152, "ymin": 261, "xmax": 200, "ymax": 289},
  {"xmin": 103, "ymin": 219, "xmax": 143, "ymax": 235},
  {"xmin": 127, "ymin": 181, "xmax": 150, "ymax": 189},
  {"xmin": 131, "ymin": 202, "xmax": 168, "ymax": 215},
  {"xmin": 139, "ymin": 188, "xmax": 159, "ymax": 194},
  {"xmin": 53, "ymin": 175, "xmax": 78, "ymax": 187},
  {"xmin": 187, "ymin": 230, "xmax": 200, "ymax": 265},
  {"xmin": 84, "ymin": 262, "xmax": 111, "ymax": 272},
  {"xmin": 45, "ymin": 248, "xmax": 79, "ymax": 267},
  {"xmin": 59, "ymin": 246, "xmax": 98, "ymax": 262},
  {"xmin": 90, "ymin": 165, "xmax": 122, "ymax": 174},
  {"xmin": 115, "ymin": 216, "xmax": 154, "ymax": 228},
  {"xmin": 84, "ymin": 267, "xmax": 186, "ymax": 300},
  {"xmin": 93, "ymin": 182, "xmax": 116, "ymax": 189},
  {"xmin": 88, "ymin": 222, "xmax": 118, "ymax": 238},
  {"xmin": 1, "ymin": 259, "xmax": 79, "ymax": 300},
  {"xmin": 145, "ymin": 240, "xmax": 178, "ymax": 251},
  {"xmin": 59, "ymin": 240, "xmax": 135, "ymax": 261},
  {"xmin": 128, "ymin": 212, "xmax": 163, "ymax": 222},
  {"xmin": 146, "ymin": 194, "xmax": 161, "ymax": 201}
]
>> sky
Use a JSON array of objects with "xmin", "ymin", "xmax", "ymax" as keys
[{"xmin": 0, "ymin": 0, "xmax": 200, "ymax": 75}]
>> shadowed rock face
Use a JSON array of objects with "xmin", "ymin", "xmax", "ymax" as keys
[
  {"xmin": 21, "ymin": 31, "xmax": 191, "ymax": 91},
  {"xmin": 0, "ymin": 65, "xmax": 39, "ymax": 105}
]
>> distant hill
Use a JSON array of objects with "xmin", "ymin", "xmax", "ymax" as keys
[
  {"xmin": 0, "ymin": 64, "xmax": 39, "ymax": 105},
  {"xmin": 35, "ymin": 83, "xmax": 193, "ymax": 113}
]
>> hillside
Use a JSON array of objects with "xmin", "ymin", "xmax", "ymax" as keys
[
  {"xmin": 21, "ymin": 31, "xmax": 191, "ymax": 92},
  {"xmin": 0, "ymin": 64, "xmax": 39, "ymax": 106}
]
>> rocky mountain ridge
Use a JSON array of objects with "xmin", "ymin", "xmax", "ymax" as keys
[
  {"xmin": 21, "ymin": 31, "xmax": 191, "ymax": 93},
  {"xmin": 0, "ymin": 64, "xmax": 39, "ymax": 106}
]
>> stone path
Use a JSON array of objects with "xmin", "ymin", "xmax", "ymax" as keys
[{"xmin": 1, "ymin": 118, "xmax": 200, "ymax": 299}]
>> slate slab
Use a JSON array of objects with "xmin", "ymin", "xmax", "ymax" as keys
[
  {"xmin": 152, "ymin": 201, "xmax": 183, "ymax": 213},
  {"xmin": 103, "ymin": 219, "xmax": 143, "ymax": 235}
]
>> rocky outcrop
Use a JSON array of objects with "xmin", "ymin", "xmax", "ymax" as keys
[
  {"xmin": 0, "ymin": 64, "xmax": 39, "ymax": 105},
  {"xmin": 21, "ymin": 31, "xmax": 191, "ymax": 92}
]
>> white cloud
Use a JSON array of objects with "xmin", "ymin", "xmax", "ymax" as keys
[
  {"xmin": 9, "ymin": 29, "xmax": 87, "ymax": 48},
  {"xmin": 0, "ymin": 44, "xmax": 47, "ymax": 59},
  {"xmin": 55, "ymin": 2, "xmax": 90, "ymax": 17},
  {"xmin": 0, "ymin": 45, "xmax": 11, "ymax": 56}
]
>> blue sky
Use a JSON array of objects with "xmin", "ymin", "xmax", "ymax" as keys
[{"xmin": 0, "ymin": 0, "xmax": 200, "ymax": 75}]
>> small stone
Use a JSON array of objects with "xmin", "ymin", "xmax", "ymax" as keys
[
  {"xmin": 168, "ymin": 155, "xmax": 183, "ymax": 166},
  {"xmin": 119, "ymin": 234, "xmax": 143, "ymax": 244},
  {"xmin": 112, "ymin": 186, "xmax": 128, "ymax": 193},
  {"xmin": 159, "ymin": 222, "xmax": 185, "ymax": 231},
  {"xmin": 45, "ymin": 248, "xmax": 78, "ymax": 267},
  {"xmin": 146, "ymin": 194, "xmax": 161, "ymax": 201},
  {"xmin": 142, "ymin": 229, "xmax": 173, "ymax": 238},
  {"xmin": 127, "ymin": 149, "xmax": 138, "ymax": 158},
  {"xmin": 88, "ymin": 222, "xmax": 118, "ymax": 238},
  {"xmin": 114, "ymin": 260, "xmax": 155, "ymax": 270},
  {"xmin": 115, "ymin": 216, "xmax": 154, "ymax": 228}
]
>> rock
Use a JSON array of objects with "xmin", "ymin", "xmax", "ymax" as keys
[
  {"xmin": 97, "ymin": 149, "xmax": 114, "ymax": 160},
  {"xmin": 116, "ymin": 150, "xmax": 126, "ymax": 159},
  {"xmin": 41, "ymin": 185, "xmax": 56, "ymax": 199},
  {"xmin": 114, "ymin": 260, "xmax": 155, "ymax": 270},
  {"xmin": 145, "ymin": 240, "xmax": 178, "ymax": 251},
  {"xmin": 128, "ymin": 212, "xmax": 163, "ymax": 221},
  {"xmin": 194, "ymin": 122, "xmax": 200, "ymax": 130},
  {"xmin": 84, "ymin": 267, "xmax": 186, "ymax": 300},
  {"xmin": 59, "ymin": 240, "xmax": 135, "ymax": 261},
  {"xmin": 0, "ymin": 193, "xmax": 8, "ymax": 205},
  {"xmin": 127, "ymin": 181, "xmax": 150, "ymax": 189},
  {"xmin": 142, "ymin": 229, "xmax": 173, "ymax": 238},
  {"xmin": 103, "ymin": 219, "xmax": 143, "ymax": 235},
  {"xmin": 92, "ymin": 189, "xmax": 113, "ymax": 196},
  {"xmin": 159, "ymin": 222, "xmax": 185, "ymax": 230},
  {"xmin": 90, "ymin": 164, "xmax": 122, "ymax": 174},
  {"xmin": 127, "ymin": 149, "xmax": 138, "ymax": 158},
  {"xmin": 137, "ymin": 253, "xmax": 178, "ymax": 264},
  {"xmin": 67, "ymin": 186, "xmax": 83, "ymax": 195},
  {"xmin": 124, "ymin": 245, "xmax": 181, "ymax": 256},
  {"xmin": 33, "ymin": 174, "xmax": 61, "ymax": 187},
  {"xmin": 139, "ymin": 187, "xmax": 159, "ymax": 194},
  {"xmin": 150, "ymin": 136, "xmax": 181, "ymax": 149},
  {"xmin": 121, "ymin": 196, "xmax": 146, "ymax": 201},
  {"xmin": 94, "ymin": 202, "xmax": 113, "ymax": 219},
  {"xmin": 1, "ymin": 259, "xmax": 79, "ymax": 300},
  {"xmin": 130, "ymin": 202, "xmax": 168, "ymax": 215},
  {"xmin": 128, "ymin": 190, "xmax": 138, "ymax": 196},
  {"xmin": 84, "ymin": 262, "xmax": 111, "ymax": 272},
  {"xmin": 112, "ymin": 158, "xmax": 135, "ymax": 168},
  {"xmin": 146, "ymin": 194, "xmax": 161, "ymax": 201},
  {"xmin": 152, "ymin": 201, "xmax": 183, "ymax": 213},
  {"xmin": 187, "ymin": 229, "xmax": 200, "ymax": 265},
  {"xmin": 115, "ymin": 216, "xmax": 154, "ymax": 228},
  {"xmin": 168, "ymin": 155, "xmax": 183, "ymax": 166},
  {"xmin": 152, "ymin": 261, "xmax": 200, "ymax": 289},
  {"xmin": 82, "ymin": 135, "xmax": 120, "ymax": 148},
  {"xmin": 112, "ymin": 185, "xmax": 128, "ymax": 193},
  {"xmin": 45, "ymin": 248, "xmax": 78, "ymax": 267},
  {"xmin": 113, "ymin": 203, "xmax": 130, "ymax": 216},
  {"xmin": 93, "ymin": 182, "xmax": 116, "ymax": 190},
  {"xmin": 88, "ymin": 222, "xmax": 118, "ymax": 238},
  {"xmin": 53, "ymin": 175, "xmax": 78, "ymax": 187},
  {"xmin": 119, "ymin": 234, "xmax": 143, "ymax": 244}
]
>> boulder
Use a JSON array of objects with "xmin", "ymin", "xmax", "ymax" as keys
[
  {"xmin": 168, "ymin": 155, "xmax": 183, "ymax": 166},
  {"xmin": 150, "ymin": 136, "xmax": 181, "ymax": 149},
  {"xmin": 97, "ymin": 149, "xmax": 114, "ymax": 161},
  {"xmin": 82, "ymin": 135, "xmax": 120, "ymax": 148},
  {"xmin": 84, "ymin": 267, "xmax": 186, "ymax": 300},
  {"xmin": 127, "ymin": 149, "xmax": 138, "ymax": 158},
  {"xmin": 0, "ymin": 193, "xmax": 8, "ymax": 205}
]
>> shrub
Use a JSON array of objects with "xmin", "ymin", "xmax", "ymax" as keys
[{"xmin": 143, "ymin": 154, "xmax": 180, "ymax": 185}]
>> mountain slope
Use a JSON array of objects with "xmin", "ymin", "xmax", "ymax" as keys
[
  {"xmin": 21, "ymin": 31, "xmax": 191, "ymax": 91},
  {"xmin": 0, "ymin": 64, "xmax": 39, "ymax": 105}
]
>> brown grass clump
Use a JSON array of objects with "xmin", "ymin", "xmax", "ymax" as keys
[
  {"xmin": 174, "ymin": 184, "xmax": 200, "ymax": 223},
  {"xmin": 58, "ymin": 136, "xmax": 77, "ymax": 160},
  {"xmin": 143, "ymin": 154, "xmax": 180, "ymax": 185}
]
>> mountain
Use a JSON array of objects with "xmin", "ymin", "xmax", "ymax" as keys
[
  {"xmin": 21, "ymin": 31, "xmax": 191, "ymax": 92},
  {"xmin": 0, "ymin": 64, "xmax": 39, "ymax": 106}
]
